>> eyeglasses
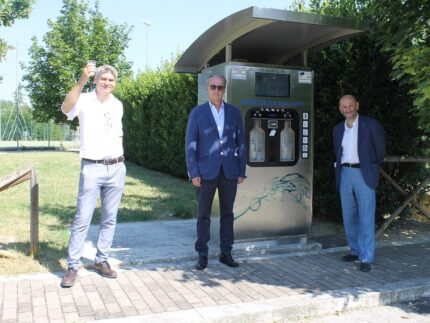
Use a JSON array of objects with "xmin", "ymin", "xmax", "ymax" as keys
[{"xmin": 208, "ymin": 84, "xmax": 225, "ymax": 91}]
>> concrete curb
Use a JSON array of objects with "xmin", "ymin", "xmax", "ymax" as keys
[
  {"xmin": 95, "ymin": 236, "xmax": 430, "ymax": 270},
  {"xmin": 95, "ymin": 278, "xmax": 430, "ymax": 323},
  {"xmin": 320, "ymin": 236, "xmax": 430, "ymax": 255},
  {"xmin": 119, "ymin": 241, "xmax": 322, "ymax": 268}
]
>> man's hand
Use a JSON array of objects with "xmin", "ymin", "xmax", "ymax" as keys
[
  {"xmin": 192, "ymin": 176, "xmax": 201, "ymax": 187},
  {"xmin": 237, "ymin": 177, "xmax": 245, "ymax": 184},
  {"xmin": 83, "ymin": 62, "xmax": 96, "ymax": 80}
]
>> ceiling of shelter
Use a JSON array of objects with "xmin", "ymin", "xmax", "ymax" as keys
[{"xmin": 175, "ymin": 7, "xmax": 367, "ymax": 73}]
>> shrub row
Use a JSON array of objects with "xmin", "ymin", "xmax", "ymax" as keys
[{"xmin": 115, "ymin": 59, "xmax": 197, "ymax": 178}]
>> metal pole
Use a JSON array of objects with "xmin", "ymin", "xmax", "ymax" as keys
[
  {"xmin": 48, "ymin": 121, "xmax": 51, "ymax": 148},
  {"xmin": 142, "ymin": 20, "xmax": 151, "ymax": 70},
  {"xmin": 226, "ymin": 44, "xmax": 232, "ymax": 62},
  {"xmin": 303, "ymin": 49, "xmax": 308, "ymax": 67},
  {"xmin": 146, "ymin": 24, "xmax": 149, "ymax": 70},
  {"xmin": 15, "ymin": 41, "xmax": 19, "ymax": 149}
]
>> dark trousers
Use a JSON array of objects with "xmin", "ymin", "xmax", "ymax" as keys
[{"xmin": 195, "ymin": 168, "xmax": 238, "ymax": 256}]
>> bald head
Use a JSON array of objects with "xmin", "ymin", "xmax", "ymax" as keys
[{"xmin": 339, "ymin": 94, "xmax": 358, "ymax": 105}]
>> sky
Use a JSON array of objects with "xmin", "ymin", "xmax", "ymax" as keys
[{"xmin": 0, "ymin": 0, "xmax": 293, "ymax": 102}]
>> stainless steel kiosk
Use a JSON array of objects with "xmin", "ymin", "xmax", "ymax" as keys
[{"xmin": 176, "ymin": 7, "xmax": 366, "ymax": 243}]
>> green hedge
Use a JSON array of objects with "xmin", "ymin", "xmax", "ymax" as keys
[{"xmin": 115, "ymin": 59, "xmax": 197, "ymax": 178}]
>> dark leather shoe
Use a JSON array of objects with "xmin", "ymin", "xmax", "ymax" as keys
[
  {"xmin": 341, "ymin": 254, "xmax": 359, "ymax": 262},
  {"xmin": 219, "ymin": 254, "xmax": 239, "ymax": 267},
  {"xmin": 195, "ymin": 256, "xmax": 208, "ymax": 270},
  {"xmin": 360, "ymin": 262, "xmax": 371, "ymax": 272},
  {"xmin": 95, "ymin": 261, "xmax": 117, "ymax": 278},
  {"xmin": 61, "ymin": 268, "xmax": 78, "ymax": 288}
]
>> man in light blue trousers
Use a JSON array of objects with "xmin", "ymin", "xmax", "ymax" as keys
[
  {"xmin": 333, "ymin": 95, "xmax": 386, "ymax": 272},
  {"xmin": 60, "ymin": 63, "xmax": 126, "ymax": 287}
]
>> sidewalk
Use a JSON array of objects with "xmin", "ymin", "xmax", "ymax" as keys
[{"xmin": 1, "ymin": 220, "xmax": 429, "ymax": 322}]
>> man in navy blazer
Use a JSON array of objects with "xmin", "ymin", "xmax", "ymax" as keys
[
  {"xmin": 185, "ymin": 74, "xmax": 246, "ymax": 270},
  {"xmin": 333, "ymin": 95, "xmax": 385, "ymax": 272}
]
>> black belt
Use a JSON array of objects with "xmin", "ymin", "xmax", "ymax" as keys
[
  {"xmin": 83, "ymin": 156, "xmax": 124, "ymax": 165},
  {"xmin": 342, "ymin": 163, "xmax": 360, "ymax": 168}
]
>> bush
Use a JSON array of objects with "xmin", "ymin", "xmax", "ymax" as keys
[{"xmin": 115, "ymin": 57, "xmax": 197, "ymax": 178}]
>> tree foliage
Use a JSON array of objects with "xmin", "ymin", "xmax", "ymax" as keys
[
  {"xmin": 0, "ymin": 0, "xmax": 33, "ymax": 26},
  {"xmin": 23, "ymin": 0, "xmax": 132, "ymax": 124},
  {"xmin": 369, "ymin": 0, "xmax": 430, "ymax": 133},
  {"xmin": 0, "ymin": 0, "xmax": 34, "ymax": 61},
  {"xmin": 306, "ymin": 0, "xmax": 430, "ymax": 133}
]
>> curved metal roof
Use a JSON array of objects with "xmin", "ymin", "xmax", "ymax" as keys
[{"xmin": 175, "ymin": 7, "xmax": 368, "ymax": 73}]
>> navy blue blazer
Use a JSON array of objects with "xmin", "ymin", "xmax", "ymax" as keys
[
  {"xmin": 185, "ymin": 101, "xmax": 246, "ymax": 180},
  {"xmin": 333, "ymin": 114, "xmax": 386, "ymax": 190}
]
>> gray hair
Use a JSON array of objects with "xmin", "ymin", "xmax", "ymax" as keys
[
  {"xmin": 206, "ymin": 74, "xmax": 227, "ymax": 87},
  {"xmin": 95, "ymin": 64, "xmax": 118, "ymax": 81}
]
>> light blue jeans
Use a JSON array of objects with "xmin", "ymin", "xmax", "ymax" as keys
[
  {"xmin": 67, "ymin": 160, "xmax": 126, "ymax": 269},
  {"xmin": 340, "ymin": 166, "xmax": 375, "ymax": 263}
]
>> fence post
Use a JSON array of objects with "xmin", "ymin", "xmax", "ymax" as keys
[{"xmin": 30, "ymin": 169, "xmax": 39, "ymax": 256}]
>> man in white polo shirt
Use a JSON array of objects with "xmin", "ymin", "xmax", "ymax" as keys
[{"xmin": 60, "ymin": 63, "xmax": 126, "ymax": 287}]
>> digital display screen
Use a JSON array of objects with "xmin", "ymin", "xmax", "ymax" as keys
[{"xmin": 255, "ymin": 72, "xmax": 290, "ymax": 97}]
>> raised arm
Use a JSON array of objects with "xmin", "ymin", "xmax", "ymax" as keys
[{"xmin": 62, "ymin": 63, "xmax": 96, "ymax": 113}]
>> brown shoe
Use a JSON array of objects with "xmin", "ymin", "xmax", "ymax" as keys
[
  {"xmin": 95, "ymin": 261, "xmax": 117, "ymax": 278},
  {"xmin": 61, "ymin": 268, "xmax": 78, "ymax": 288}
]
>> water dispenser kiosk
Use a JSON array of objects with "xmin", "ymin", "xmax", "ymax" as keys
[{"xmin": 176, "ymin": 7, "xmax": 366, "ymax": 243}]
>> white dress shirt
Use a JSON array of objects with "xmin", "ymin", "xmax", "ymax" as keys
[
  {"xmin": 209, "ymin": 101, "xmax": 224, "ymax": 139},
  {"xmin": 341, "ymin": 114, "xmax": 360, "ymax": 164}
]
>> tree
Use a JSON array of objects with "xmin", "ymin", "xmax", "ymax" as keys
[
  {"xmin": 369, "ymin": 0, "xmax": 430, "ymax": 134},
  {"xmin": 23, "ymin": 0, "xmax": 133, "ymax": 124},
  {"xmin": 305, "ymin": 0, "xmax": 430, "ymax": 132},
  {"xmin": 0, "ymin": 0, "xmax": 34, "ymax": 61}
]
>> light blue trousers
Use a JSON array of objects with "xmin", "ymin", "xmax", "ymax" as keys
[
  {"xmin": 67, "ymin": 160, "xmax": 126, "ymax": 269},
  {"xmin": 340, "ymin": 167, "xmax": 376, "ymax": 263}
]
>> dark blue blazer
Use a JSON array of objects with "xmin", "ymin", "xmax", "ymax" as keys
[
  {"xmin": 333, "ymin": 114, "xmax": 386, "ymax": 190},
  {"xmin": 185, "ymin": 101, "xmax": 246, "ymax": 180}
]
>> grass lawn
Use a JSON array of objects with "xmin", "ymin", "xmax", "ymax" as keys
[
  {"xmin": 0, "ymin": 140, "xmax": 79, "ymax": 150},
  {"xmin": 0, "ymin": 151, "xmax": 196, "ymax": 275}
]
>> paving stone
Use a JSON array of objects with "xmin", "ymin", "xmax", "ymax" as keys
[{"xmin": 0, "ymin": 221, "xmax": 429, "ymax": 322}]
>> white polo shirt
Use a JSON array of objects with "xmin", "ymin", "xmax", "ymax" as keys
[{"xmin": 62, "ymin": 91, "xmax": 124, "ymax": 160}]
